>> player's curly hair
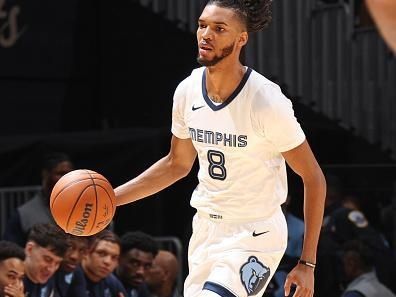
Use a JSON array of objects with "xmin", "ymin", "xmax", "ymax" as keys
[
  {"xmin": 0, "ymin": 241, "xmax": 25, "ymax": 262},
  {"xmin": 206, "ymin": 0, "xmax": 272, "ymax": 33},
  {"xmin": 120, "ymin": 230, "xmax": 159, "ymax": 257}
]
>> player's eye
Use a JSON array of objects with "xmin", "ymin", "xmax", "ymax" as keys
[{"xmin": 7, "ymin": 274, "xmax": 16, "ymax": 280}]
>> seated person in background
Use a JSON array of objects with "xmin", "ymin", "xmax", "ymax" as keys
[
  {"xmin": 81, "ymin": 230, "xmax": 127, "ymax": 297},
  {"xmin": 145, "ymin": 250, "xmax": 181, "ymax": 297},
  {"xmin": 54, "ymin": 234, "xmax": 89, "ymax": 297},
  {"xmin": 341, "ymin": 239, "xmax": 396, "ymax": 297},
  {"xmin": 3, "ymin": 152, "xmax": 74, "ymax": 246},
  {"xmin": 323, "ymin": 193, "xmax": 394, "ymax": 289},
  {"xmin": 268, "ymin": 195, "xmax": 304, "ymax": 297},
  {"xmin": 115, "ymin": 231, "xmax": 159, "ymax": 297},
  {"xmin": 0, "ymin": 241, "xmax": 25, "ymax": 297},
  {"xmin": 24, "ymin": 223, "xmax": 69, "ymax": 297}
]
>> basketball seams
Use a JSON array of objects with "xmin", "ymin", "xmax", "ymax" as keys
[
  {"xmin": 50, "ymin": 169, "xmax": 115, "ymax": 236},
  {"xmin": 86, "ymin": 170, "xmax": 99, "ymax": 235},
  {"xmin": 64, "ymin": 185, "xmax": 93, "ymax": 233},
  {"xmin": 94, "ymin": 183, "xmax": 116, "ymax": 218},
  {"xmin": 84, "ymin": 169, "xmax": 115, "ymax": 218},
  {"xmin": 50, "ymin": 177, "xmax": 110, "ymax": 209}
]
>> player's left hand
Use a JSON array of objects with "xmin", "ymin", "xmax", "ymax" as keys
[{"xmin": 284, "ymin": 263, "xmax": 314, "ymax": 297}]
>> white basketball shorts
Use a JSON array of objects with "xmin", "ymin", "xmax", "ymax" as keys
[{"xmin": 184, "ymin": 207, "xmax": 288, "ymax": 297}]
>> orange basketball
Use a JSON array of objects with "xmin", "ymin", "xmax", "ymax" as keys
[{"xmin": 50, "ymin": 169, "xmax": 116, "ymax": 236}]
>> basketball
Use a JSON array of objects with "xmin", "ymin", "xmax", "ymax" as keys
[{"xmin": 50, "ymin": 169, "xmax": 116, "ymax": 236}]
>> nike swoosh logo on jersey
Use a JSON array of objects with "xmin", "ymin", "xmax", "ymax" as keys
[
  {"xmin": 192, "ymin": 105, "xmax": 205, "ymax": 111},
  {"xmin": 252, "ymin": 230, "xmax": 269, "ymax": 237}
]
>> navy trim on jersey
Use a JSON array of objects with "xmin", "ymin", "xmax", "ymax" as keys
[
  {"xmin": 203, "ymin": 281, "xmax": 238, "ymax": 297},
  {"xmin": 202, "ymin": 67, "xmax": 252, "ymax": 111}
]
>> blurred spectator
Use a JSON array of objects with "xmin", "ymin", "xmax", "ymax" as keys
[
  {"xmin": 342, "ymin": 194, "xmax": 362, "ymax": 211},
  {"xmin": 318, "ymin": 186, "xmax": 395, "ymax": 295},
  {"xmin": 2, "ymin": 152, "xmax": 74, "ymax": 246},
  {"xmin": 267, "ymin": 195, "xmax": 304, "ymax": 297},
  {"xmin": 282, "ymin": 195, "xmax": 304, "ymax": 259},
  {"xmin": 315, "ymin": 174, "xmax": 347, "ymax": 297},
  {"xmin": 341, "ymin": 239, "xmax": 396, "ymax": 297},
  {"xmin": 380, "ymin": 197, "xmax": 395, "ymax": 250},
  {"xmin": 24, "ymin": 223, "xmax": 69, "ymax": 297},
  {"xmin": 322, "ymin": 173, "xmax": 344, "ymax": 228},
  {"xmin": 145, "ymin": 250, "xmax": 181, "ymax": 297},
  {"xmin": 81, "ymin": 230, "xmax": 127, "ymax": 297},
  {"xmin": 115, "ymin": 231, "xmax": 159, "ymax": 297},
  {"xmin": 0, "ymin": 240, "xmax": 25, "ymax": 297},
  {"xmin": 54, "ymin": 234, "xmax": 89, "ymax": 297}
]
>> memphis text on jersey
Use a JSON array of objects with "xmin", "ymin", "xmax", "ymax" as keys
[{"xmin": 189, "ymin": 127, "xmax": 247, "ymax": 148}]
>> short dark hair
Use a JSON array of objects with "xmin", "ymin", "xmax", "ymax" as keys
[
  {"xmin": 27, "ymin": 223, "xmax": 69, "ymax": 257},
  {"xmin": 206, "ymin": 0, "xmax": 272, "ymax": 32},
  {"xmin": 88, "ymin": 230, "xmax": 121, "ymax": 251},
  {"xmin": 120, "ymin": 231, "xmax": 159, "ymax": 257},
  {"xmin": 66, "ymin": 233, "xmax": 89, "ymax": 246},
  {"xmin": 0, "ymin": 241, "xmax": 25, "ymax": 262},
  {"xmin": 41, "ymin": 152, "xmax": 73, "ymax": 171}
]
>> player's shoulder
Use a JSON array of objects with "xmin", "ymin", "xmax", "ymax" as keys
[
  {"xmin": 175, "ymin": 66, "xmax": 204, "ymax": 90},
  {"xmin": 249, "ymin": 69, "xmax": 283, "ymax": 95},
  {"xmin": 249, "ymin": 69, "xmax": 289, "ymax": 109},
  {"xmin": 174, "ymin": 67, "xmax": 204, "ymax": 99}
]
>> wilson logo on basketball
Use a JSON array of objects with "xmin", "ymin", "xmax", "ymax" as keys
[{"xmin": 72, "ymin": 203, "xmax": 94, "ymax": 235}]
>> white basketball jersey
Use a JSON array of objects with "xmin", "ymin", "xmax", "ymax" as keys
[{"xmin": 171, "ymin": 67, "xmax": 305, "ymax": 220}]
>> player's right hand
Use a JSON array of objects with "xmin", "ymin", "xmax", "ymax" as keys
[
  {"xmin": 3, "ymin": 282, "xmax": 24, "ymax": 297},
  {"xmin": 284, "ymin": 263, "xmax": 314, "ymax": 297}
]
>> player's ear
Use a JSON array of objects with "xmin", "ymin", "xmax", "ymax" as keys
[
  {"xmin": 25, "ymin": 241, "xmax": 35, "ymax": 255},
  {"xmin": 238, "ymin": 32, "xmax": 248, "ymax": 47}
]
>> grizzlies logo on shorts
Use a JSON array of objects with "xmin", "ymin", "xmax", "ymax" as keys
[{"xmin": 239, "ymin": 256, "xmax": 270, "ymax": 296}]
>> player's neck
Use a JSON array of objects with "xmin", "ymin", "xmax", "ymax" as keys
[{"xmin": 205, "ymin": 62, "xmax": 246, "ymax": 103}]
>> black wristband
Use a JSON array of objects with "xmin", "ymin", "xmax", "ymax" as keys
[{"xmin": 298, "ymin": 259, "xmax": 316, "ymax": 269}]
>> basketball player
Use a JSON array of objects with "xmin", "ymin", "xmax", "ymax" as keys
[
  {"xmin": 0, "ymin": 241, "xmax": 25, "ymax": 297},
  {"xmin": 366, "ymin": 0, "xmax": 396, "ymax": 53},
  {"xmin": 115, "ymin": 231, "xmax": 159, "ymax": 297},
  {"xmin": 24, "ymin": 223, "xmax": 69, "ymax": 297},
  {"xmin": 115, "ymin": 1, "xmax": 326, "ymax": 296},
  {"xmin": 54, "ymin": 234, "xmax": 89, "ymax": 297},
  {"xmin": 145, "ymin": 250, "xmax": 181, "ymax": 297},
  {"xmin": 81, "ymin": 230, "xmax": 127, "ymax": 297}
]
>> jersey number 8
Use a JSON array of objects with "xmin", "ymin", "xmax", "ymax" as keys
[{"xmin": 207, "ymin": 150, "xmax": 227, "ymax": 180}]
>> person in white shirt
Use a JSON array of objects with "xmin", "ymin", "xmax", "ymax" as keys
[{"xmin": 115, "ymin": 1, "xmax": 326, "ymax": 296}]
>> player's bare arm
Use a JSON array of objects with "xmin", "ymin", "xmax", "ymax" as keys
[
  {"xmin": 115, "ymin": 135, "xmax": 197, "ymax": 206},
  {"xmin": 366, "ymin": 0, "xmax": 396, "ymax": 53},
  {"xmin": 281, "ymin": 140, "xmax": 326, "ymax": 297}
]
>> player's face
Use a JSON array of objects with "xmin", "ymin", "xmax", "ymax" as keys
[
  {"xmin": 145, "ymin": 257, "xmax": 165, "ymax": 290},
  {"xmin": 342, "ymin": 251, "xmax": 358, "ymax": 282},
  {"xmin": 0, "ymin": 258, "xmax": 24, "ymax": 297},
  {"xmin": 42, "ymin": 161, "xmax": 74, "ymax": 198},
  {"xmin": 61, "ymin": 237, "xmax": 88, "ymax": 273},
  {"xmin": 24, "ymin": 242, "xmax": 63, "ymax": 284},
  {"xmin": 197, "ymin": 4, "xmax": 247, "ymax": 66},
  {"xmin": 82, "ymin": 240, "xmax": 120, "ymax": 281},
  {"xmin": 118, "ymin": 248, "xmax": 154, "ymax": 288}
]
